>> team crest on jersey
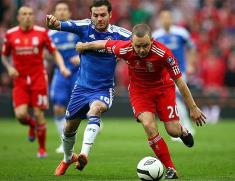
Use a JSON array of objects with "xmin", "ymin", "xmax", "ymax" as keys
[
  {"xmin": 32, "ymin": 37, "xmax": 39, "ymax": 45},
  {"xmin": 24, "ymin": 38, "xmax": 29, "ymax": 45},
  {"xmin": 167, "ymin": 57, "xmax": 175, "ymax": 66},
  {"xmin": 146, "ymin": 62, "xmax": 154, "ymax": 72}
]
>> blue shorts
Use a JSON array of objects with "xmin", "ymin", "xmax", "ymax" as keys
[
  {"xmin": 50, "ymin": 70, "xmax": 77, "ymax": 107},
  {"xmin": 65, "ymin": 85, "xmax": 114, "ymax": 120}
]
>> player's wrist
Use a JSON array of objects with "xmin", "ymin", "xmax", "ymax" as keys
[{"xmin": 189, "ymin": 104, "xmax": 197, "ymax": 110}]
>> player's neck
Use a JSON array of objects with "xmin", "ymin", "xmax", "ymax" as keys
[
  {"xmin": 94, "ymin": 24, "xmax": 110, "ymax": 32},
  {"xmin": 20, "ymin": 25, "xmax": 33, "ymax": 32},
  {"xmin": 164, "ymin": 26, "xmax": 171, "ymax": 32}
]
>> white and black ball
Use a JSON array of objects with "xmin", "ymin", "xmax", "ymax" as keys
[{"xmin": 137, "ymin": 156, "xmax": 164, "ymax": 181}]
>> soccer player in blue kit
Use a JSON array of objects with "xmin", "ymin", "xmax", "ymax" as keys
[
  {"xmin": 49, "ymin": 1, "xmax": 80, "ymax": 153},
  {"xmin": 46, "ymin": 0, "xmax": 131, "ymax": 176},
  {"xmin": 153, "ymin": 10, "xmax": 197, "ymax": 137}
]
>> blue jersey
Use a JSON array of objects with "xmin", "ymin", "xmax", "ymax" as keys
[
  {"xmin": 152, "ymin": 25, "xmax": 195, "ymax": 74},
  {"xmin": 49, "ymin": 31, "xmax": 80, "ymax": 106},
  {"xmin": 49, "ymin": 30, "xmax": 80, "ymax": 73},
  {"xmin": 60, "ymin": 19, "xmax": 131, "ymax": 89}
]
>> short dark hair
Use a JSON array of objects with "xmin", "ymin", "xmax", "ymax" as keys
[
  {"xmin": 55, "ymin": 0, "xmax": 70, "ymax": 10},
  {"xmin": 132, "ymin": 24, "xmax": 152, "ymax": 38},
  {"xmin": 90, "ymin": 0, "xmax": 112, "ymax": 13}
]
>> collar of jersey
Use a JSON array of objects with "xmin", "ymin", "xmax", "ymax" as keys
[{"xmin": 91, "ymin": 23, "xmax": 113, "ymax": 33}]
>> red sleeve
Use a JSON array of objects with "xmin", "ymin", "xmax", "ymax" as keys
[
  {"xmin": 105, "ymin": 40, "xmax": 127, "ymax": 59},
  {"xmin": 163, "ymin": 49, "xmax": 182, "ymax": 80},
  {"xmin": 2, "ymin": 33, "xmax": 11, "ymax": 56},
  {"xmin": 44, "ymin": 30, "xmax": 56, "ymax": 53}
]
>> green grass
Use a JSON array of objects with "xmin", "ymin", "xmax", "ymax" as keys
[{"xmin": 0, "ymin": 118, "xmax": 235, "ymax": 181}]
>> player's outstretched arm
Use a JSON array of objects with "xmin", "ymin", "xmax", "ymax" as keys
[
  {"xmin": 174, "ymin": 77, "xmax": 206, "ymax": 126},
  {"xmin": 1, "ymin": 55, "xmax": 19, "ymax": 78},
  {"xmin": 46, "ymin": 15, "xmax": 61, "ymax": 30},
  {"xmin": 76, "ymin": 40, "xmax": 108, "ymax": 53},
  {"xmin": 52, "ymin": 50, "xmax": 71, "ymax": 77}
]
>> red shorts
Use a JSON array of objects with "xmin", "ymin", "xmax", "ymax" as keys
[
  {"xmin": 129, "ymin": 85, "xmax": 179, "ymax": 122},
  {"xmin": 12, "ymin": 72, "xmax": 48, "ymax": 109}
]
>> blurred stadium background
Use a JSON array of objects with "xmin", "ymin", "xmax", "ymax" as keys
[
  {"xmin": 0, "ymin": 0, "xmax": 235, "ymax": 180},
  {"xmin": 1, "ymin": 0, "xmax": 235, "ymax": 121}
]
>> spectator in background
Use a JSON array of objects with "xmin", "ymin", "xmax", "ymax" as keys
[
  {"xmin": 224, "ymin": 51, "xmax": 235, "ymax": 89},
  {"xmin": 1, "ymin": 0, "xmax": 235, "ymax": 118},
  {"xmin": 200, "ymin": 49, "xmax": 226, "ymax": 124},
  {"xmin": 115, "ymin": 61, "xmax": 129, "ymax": 96}
]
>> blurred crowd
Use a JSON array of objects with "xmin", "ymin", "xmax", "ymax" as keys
[{"xmin": 1, "ymin": 0, "xmax": 235, "ymax": 100}]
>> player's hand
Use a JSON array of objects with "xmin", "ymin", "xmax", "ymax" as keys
[
  {"xmin": 76, "ymin": 42, "xmax": 86, "ymax": 53},
  {"xmin": 189, "ymin": 106, "xmax": 206, "ymax": 126},
  {"xmin": 46, "ymin": 15, "xmax": 60, "ymax": 29},
  {"xmin": 60, "ymin": 66, "xmax": 71, "ymax": 77},
  {"xmin": 8, "ymin": 66, "xmax": 19, "ymax": 78},
  {"xmin": 70, "ymin": 55, "xmax": 80, "ymax": 66}
]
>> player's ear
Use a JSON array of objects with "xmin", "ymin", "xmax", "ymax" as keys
[
  {"xmin": 17, "ymin": 14, "xmax": 20, "ymax": 23},
  {"xmin": 109, "ymin": 11, "xmax": 112, "ymax": 19}
]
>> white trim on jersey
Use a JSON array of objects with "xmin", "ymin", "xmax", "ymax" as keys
[
  {"xmin": 56, "ymin": 43, "xmax": 76, "ymax": 50},
  {"xmin": 74, "ymin": 19, "xmax": 91, "ymax": 26},
  {"xmin": 34, "ymin": 25, "xmax": 46, "ymax": 32},
  {"xmin": 48, "ymin": 29, "xmax": 58, "ymax": 36},
  {"xmin": 108, "ymin": 25, "xmax": 132, "ymax": 38},
  {"xmin": 151, "ymin": 45, "xmax": 165, "ymax": 57},
  {"xmin": 119, "ymin": 47, "xmax": 133, "ymax": 54},
  {"xmin": 7, "ymin": 26, "xmax": 19, "ymax": 34},
  {"xmin": 153, "ymin": 25, "xmax": 189, "ymax": 40},
  {"xmin": 172, "ymin": 65, "xmax": 181, "ymax": 75}
]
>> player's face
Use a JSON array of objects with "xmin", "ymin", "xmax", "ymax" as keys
[
  {"xmin": 54, "ymin": 3, "xmax": 71, "ymax": 21},
  {"xmin": 160, "ymin": 11, "xmax": 172, "ymax": 29},
  {"xmin": 132, "ymin": 34, "xmax": 152, "ymax": 58},
  {"xmin": 17, "ymin": 7, "xmax": 34, "ymax": 29},
  {"xmin": 91, "ymin": 6, "xmax": 112, "ymax": 32}
]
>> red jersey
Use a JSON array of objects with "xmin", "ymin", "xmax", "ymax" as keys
[
  {"xmin": 2, "ymin": 25, "xmax": 56, "ymax": 76},
  {"xmin": 105, "ymin": 40, "xmax": 182, "ymax": 88}
]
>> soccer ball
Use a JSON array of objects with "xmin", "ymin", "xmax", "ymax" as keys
[{"xmin": 137, "ymin": 156, "xmax": 164, "ymax": 181}]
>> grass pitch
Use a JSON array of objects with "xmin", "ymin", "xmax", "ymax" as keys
[{"xmin": 0, "ymin": 117, "xmax": 235, "ymax": 181}]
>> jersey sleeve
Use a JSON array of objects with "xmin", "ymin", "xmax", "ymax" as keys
[
  {"xmin": 44, "ymin": 30, "xmax": 56, "ymax": 53},
  {"xmin": 163, "ymin": 49, "xmax": 182, "ymax": 80},
  {"xmin": 60, "ymin": 19, "xmax": 90, "ymax": 37},
  {"xmin": 105, "ymin": 40, "xmax": 127, "ymax": 59},
  {"xmin": 118, "ymin": 27, "xmax": 132, "ymax": 40},
  {"xmin": 1, "ymin": 33, "xmax": 11, "ymax": 56}
]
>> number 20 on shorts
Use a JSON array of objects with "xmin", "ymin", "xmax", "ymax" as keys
[{"xmin": 167, "ymin": 105, "xmax": 179, "ymax": 119}]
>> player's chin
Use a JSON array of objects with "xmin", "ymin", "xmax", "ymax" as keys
[
  {"xmin": 139, "ymin": 54, "xmax": 147, "ymax": 58},
  {"xmin": 96, "ymin": 24, "xmax": 107, "ymax": 31}
]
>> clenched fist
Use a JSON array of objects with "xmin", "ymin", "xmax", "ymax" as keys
[{"xmin": 46, "ymin": 15, "xmax": 60, "ymax": 30}]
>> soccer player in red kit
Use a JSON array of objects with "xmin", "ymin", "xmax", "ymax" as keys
[
  {"xmin": 76, "ymin": 24, "xmax": 206, "ymax": 179},
  {"xmin": 1, "ymin": 6, "xmax": 70, "ymax": 158}
]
